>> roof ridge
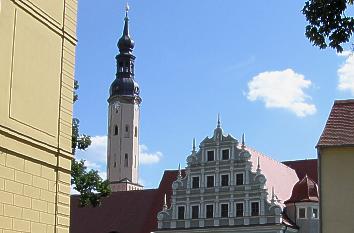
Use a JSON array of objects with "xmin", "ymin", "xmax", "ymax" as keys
[{"xmin": 334, "ymin": 99, "xmax": 354, "ymax": 104}]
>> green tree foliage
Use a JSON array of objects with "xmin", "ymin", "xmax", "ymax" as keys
[
  {"xmin": 71, "ymin": 80, "xmax": 111, "ymax": 207},
  {"xmin": 303, "ymin": 0, "xmax": 354, "ymax": 53}
]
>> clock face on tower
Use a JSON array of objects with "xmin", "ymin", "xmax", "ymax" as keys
[{"xmin": 113, "ymin": 102, "xmax": 120, "ymax": 111}]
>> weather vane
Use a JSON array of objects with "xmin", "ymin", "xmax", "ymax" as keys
[{"xmin": 125, "ymin": 2, "xmax": 130, "ymax": 15}]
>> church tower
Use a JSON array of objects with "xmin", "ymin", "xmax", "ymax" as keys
[{"xmin": 107, "ymin": 5, "xmax": 142, "ymax": 192}]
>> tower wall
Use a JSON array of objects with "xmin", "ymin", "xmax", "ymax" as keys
[{"xmin": 107, "ymin": 99, "xmax": 140, "ymax": 188}]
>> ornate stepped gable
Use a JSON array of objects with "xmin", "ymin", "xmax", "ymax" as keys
[{"xmin": 157, "ymin": 122, "xmax": 288, "ymax": 230}]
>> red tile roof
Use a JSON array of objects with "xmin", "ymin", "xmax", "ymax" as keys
[
  {"xmin": 70, "ymin": 170, "xmax": 182, "ymax": 233},
  {"xmin": 317, "ymin": 99, "xmax": 354, "ymax": 147},
  {"xmin": 284, "ymin": 175, "xmax": 319, "ymax": 204},
  {"xmin": 282, "ymin": 159, "xmax": 318, "ymax": 183},
  {"xmin": 247, "ymin": 147, "xmax": 299, "ymax": 204}
]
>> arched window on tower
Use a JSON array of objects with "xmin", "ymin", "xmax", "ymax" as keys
[
  {"xmin": 124, "ymin": 154, "xmax": 128, "ymax": 167},
  {"xmin": 134, "ymin": 126, "xmax": 138, "ymax": 137},
  {"xmin": 119, "ymin": 62, "xmax": 123, "ymax": 72},
  {"xmin": 124, "ymin": 125, "xmax": 129, "ymax": 138},
  {"xmin": 114, "ymin": 125, "xmax": 118, "ymax": 135}
]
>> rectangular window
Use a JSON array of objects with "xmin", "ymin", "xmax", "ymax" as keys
[
  {"xmin": 178, "ymin": 206, "xmax": 185, "ymax": 220},
  {"xmin": 312, "ymin": 208, "xmax": 318, "ymax": 219},
  {"xmin": 298, "ymin": 207, "xmax": 306, "ymax": 219},
  {"xmin": 220, "ymin": 204, "xmax": 229, "ymax": 218},
  {"xmin": 236, "ymin": 173, "xmax": 244, "ymax": 185},
  {"xmin": 192, "ymin": 176, "xmax": 200, "ymax": 189},
  {"xmin": 251, "ymin": 202, "xmax": 259, "ymax": 216},
  {"xmin": 221, "ymin": 174, "xmax": 229, "ymax": 186},
  {"xmin": 236, "ymin": 203, "xmax": 244, "ymax": 217},
  {"xmin": 191, "ymin": 205, "xmax": 199, "ymax": 219},
  {"xmin": 221, "ymin": 149, "xmax": 230, "ymax": 160},
  {"xmin": 206, "ymin": 175, "xmax": 214, "ymax": 188},
  {"xmin": 207, "ymin": 150, "xmax": 214, "ymax": 161},
  {"xmin": 206, "ymin": 204, "xmax": 213, "ymax": 218}
]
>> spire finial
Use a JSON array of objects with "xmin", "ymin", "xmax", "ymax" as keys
[
  {"xmin": 177, "ymin": 164, "xmax": 182, "ymax": 180},
  {"xmin": 257, "ymin": 157, "xmax": 261, "ymax": 172},
  {"xmin": 163, "ymin": 193, "xmax": 168, "ymax": 211},
  {"xmin": 271, "ymin": 186, "xmax": 275, "ymax": 203},
  {"xmin": 192, "ymin": 138, "xmax": 196, "ymax": 152},
  {"xmin": 125, "ymin": 2, "xmax": 130, "ymax": 17},
  {"xmin": 241, "ymin": 133, "xmax": 245, "ymax": 149},
  {"xmin": 217, "ymin": 113, "xmax": 221, "ymax": 128}
]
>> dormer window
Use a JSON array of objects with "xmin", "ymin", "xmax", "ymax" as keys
[
  {"xmin": 221, "ymin": 149, "xmax": 230, "ymax": 160},
  {"xmin": 207, "ymin": 150, "xmax": 214, "ymax": 161}
]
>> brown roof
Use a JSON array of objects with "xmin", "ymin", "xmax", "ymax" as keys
[
  {"xmin": 282, "ymin": 159, "xmax": 318, "ymax": 183},
  {"xmin": 70, "ymin": 170, "xmax": 182, "ymax": 233},
  {"xmin": 284, "ymin": 175, "xmax": 319, "ymax": 204},
  {"xmin": 317, "ymin": 99, "xmax": 354, "ymax": 147}
]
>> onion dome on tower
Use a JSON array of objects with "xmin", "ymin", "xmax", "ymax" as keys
[
  {"xmin": 284, "ymin": 175, "xmax": 319, "ymax": 204},
  {"xmin": 109, "ymin": 3, "xmax": 141, "ymax": 102}
]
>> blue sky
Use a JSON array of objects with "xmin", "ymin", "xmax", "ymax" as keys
[{"xmin": 74, "ymin": 1, "xmax": 354, "ymax": 189}]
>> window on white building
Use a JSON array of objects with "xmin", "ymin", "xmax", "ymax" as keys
[
  {"xmin": 221, "ymin": 174, "xmax": 229, "ymax": 186},
  {"xmin": 207, "ymin": 150, "xmax": 214, "ymax": 161},
  {"xmin": 206, "ymin": 204, "xmax": 213, "ymax": 218},
  {"xmin": 236, "ymin": 202, "xmax": 244, "ymax": 217},
  {"xmin": 298, "ymin": 207, "xmax": 307, "ymax": 219},
  {"xmin": 220, "ymin": 203, "xmax": 229, "ymax": 218},
  {"xmin": 206, "ymin": 175, "xmax": 214, "ymax": 188},
  {"xmin": 221, "ymin": 149, "xmax": 230, "ymax": 160},
  {"xmin": 192, "ymin": 176, "xmax": 200, "ymax": 189},
  {"xmin": 251, "ymin": 202, "xmax": 259, "ymax": 216},
  {"xmin": 312, "ymin": 208, "xmax": 318, "ymax": 219},
  {"xmin": 177, "ymin": 206, "xmax": 185, "ymax": 220},
  {"xmin": 191, "ymin": 205, "xmax": 199, "ymax": 219},
  {"xmin": 236, "ymin": 173, "xmax": 244, "ymax": 185}
]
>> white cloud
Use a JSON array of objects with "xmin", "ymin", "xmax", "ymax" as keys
[
  {"xmin": 139, "ymin": 144, "xmax": 163, "ymax": 165},
  {"xmin": 76, "ymin": 135, "xmax": 107, "ymax": 164},
  {"xmin": 247, "ymin": 68, "xmax": 316, "ymax": 117},
  {"xmin": 337, "ymin": 51, "xmax": 354, "ymax": 95}
]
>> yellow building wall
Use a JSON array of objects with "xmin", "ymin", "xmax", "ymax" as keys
[
  {"xmin": 319, "ymin": 147, "xmax": 354, "ymax": 233},
  {"xmin": 0, "ymin": 0, "xmax": 77, "ymax": 232}
]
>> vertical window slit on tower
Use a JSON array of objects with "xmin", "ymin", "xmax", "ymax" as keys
[
  {"xmin": 114, "ymin": 125, "xmax": 118, "ymax": 135},
  {"xmin": 124, "ymin": 153, "xmax": 128, "ymax": 167}
]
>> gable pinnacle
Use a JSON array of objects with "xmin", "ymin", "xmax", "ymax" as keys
[
  {"xmin": 241, "ymin": 133, "xmax": 245, "ymax": 149},
  {"xmin": 217, "ymin": 113, "xmax": 221, "ymax": 128},
  {"xmin": 192, "ymin": 138, "xmax": 196, "ymax": 152},
  {"xmin": 163, "ymin": 193, "xmax": 168, "ymax": 211},
  {"xmin": 257, "ymin": 157, "xmax": 261, "ymax": 173},
  {"xmin": 177, "ymin": 164, "xmax": 182, "ymax": 180}
]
